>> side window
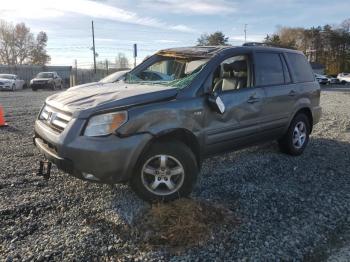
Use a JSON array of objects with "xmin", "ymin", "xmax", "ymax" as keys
[
  {"xmin": 255, "ymin": 52, "xmax": 284, "ymax": 86},
  {"xmin": 281, "ymin": 55, "xmax": 291, "ymax": 84},
  {"xmin": 286, "ymin": 53, "xmax": 314, "ymax": 83},
  {"xmin": 212, "ymin": 55, "xmax": 251, "ymax": 92}
]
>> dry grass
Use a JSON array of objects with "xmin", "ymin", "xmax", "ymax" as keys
[{"xmin": 132, "ymin": 198, "xmax": 238, "ymax": 249}]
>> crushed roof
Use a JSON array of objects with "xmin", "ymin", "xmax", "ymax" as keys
[{"xmin": 156, "ymin": 46, "xmax": 231, "ymax": 59}]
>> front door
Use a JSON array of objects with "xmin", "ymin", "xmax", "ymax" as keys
[{"xmin": 203, "ymin": 53, "xmax": 265, "ymax": 155}]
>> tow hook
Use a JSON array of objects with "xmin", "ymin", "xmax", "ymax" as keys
[{"xmin": 37, "ymin": 160, "xmax": 52, "ymax": 180}]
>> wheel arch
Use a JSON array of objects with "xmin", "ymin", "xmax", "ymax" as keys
[
  {"xmin": 140, "ymin": 128, "xmax": 202, "ymax": 169},
  {"xmin": 294, "ymin": 107, "xmax": 313, "ymax": 133}
]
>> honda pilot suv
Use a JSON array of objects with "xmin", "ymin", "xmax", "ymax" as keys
[{"xmin": 34, "ymin": 46, "xmax": 321, "ymax": 202}]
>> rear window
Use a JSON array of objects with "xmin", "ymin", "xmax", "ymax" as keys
[
  {"xmin": 255, "ymin": 52, "xmax": 284, "ymax": 86},
  {"xmin": 286, "ymin": 53, "xmax": 314, "ymax": 83}
]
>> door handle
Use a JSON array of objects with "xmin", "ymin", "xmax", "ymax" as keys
[
  {"xmin": 247, "ymin": 96, "xmax": 260, "ymax": 103},
  {"xmin": 289, "ymin": 90, "xmax": 296, "ymax": 96}
]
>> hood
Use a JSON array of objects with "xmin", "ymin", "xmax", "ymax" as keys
[
  {"xmin": 0, "ymin": 78, "xmax": 13, "ymax": 82},
  {"xmin": 68, "ymin": 82, "xmax": 99, "ymax": 90},
  {"xmin": 46, "ymin": 82, "xmax": 178, "ymax": 118}
]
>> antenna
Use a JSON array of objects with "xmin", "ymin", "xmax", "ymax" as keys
[{"xmin": 244, "ymin": 24, "xmax": 248, "ymax": 43}]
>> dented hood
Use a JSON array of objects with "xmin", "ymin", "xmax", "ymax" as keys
[{"xmin": 45, "ymin": 82, "xmax": 178, "ymax": 117}]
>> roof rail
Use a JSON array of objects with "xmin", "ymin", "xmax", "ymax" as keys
[{"xmin": 242, "ymin": 42, "xmax": 267, "ymax": 47}]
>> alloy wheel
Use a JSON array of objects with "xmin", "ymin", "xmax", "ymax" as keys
[
  {"xmin": 292, "ymin": 121, "xmax": 307, "ymax": 149},
  {"xmin": 141, "ymin": 154, "xmax": 185, "ymax": 196}
]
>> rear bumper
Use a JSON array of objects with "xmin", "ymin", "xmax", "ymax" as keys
[{"xmin": 34, "ymin": 119, "xmax": 152, "ymax": 184}]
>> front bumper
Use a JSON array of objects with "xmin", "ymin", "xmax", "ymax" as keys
[
  {"xmin": 0, "ymin": 84, "xmax": 12, "ymax": 90},
  {"xmin": 31, "ymin": 83, "xmax": 52, "ymax": 89},
  {"xmin": 34, "ymin": 119, "xmax": 152, "ymax": 184},
  {"xmin": 317, "ymin": 79, "xmax": 328, "ymax": 85}
]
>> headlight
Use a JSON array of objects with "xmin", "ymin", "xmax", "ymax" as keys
[{"xmin": 84, "ymin": 111, "xmax": 128, "ymax": 137}]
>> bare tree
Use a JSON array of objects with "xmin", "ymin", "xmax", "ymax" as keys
[
  {"xmin": 30, "ymin": 32, "xmax": 50, "ymax": 65},
  {"xmin": 0, "ymin": 20, "xmax": 50, "ymax": 65},
  {"xmin": 115, "ymin": 52, "xmax": 129, "ymax": 69}
]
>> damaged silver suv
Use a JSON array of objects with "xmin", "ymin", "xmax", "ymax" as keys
[{"xmin": 34, "ymin": 46, "xmax": 321, "ymax": 202}]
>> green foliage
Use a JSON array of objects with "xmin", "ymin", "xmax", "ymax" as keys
[{"xmin": 197, "ymin": 31, "xmax": 230, "ymax": 46}]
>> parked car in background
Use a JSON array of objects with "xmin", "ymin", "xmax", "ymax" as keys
[
  {"xmin": 34, "ymin": 46, "xmax": 321, "ymax": 202},
  {"xmin": 30, "ymin": 72, "xmax": 62, "ymax": 91},
  {"xmin": 327, "ymin": 75, "xmax": 340, "ymax": 85},
  {"xmin": 337, "ymin": 73, "xmax": 350, "ymax": 84},
  {"xmin": 0, "ymin": 74, "xmax": 26, "ymax": 91},
  {"xmin": 315, "ymin": 73, "xmax": 329, "ymax": 85}
]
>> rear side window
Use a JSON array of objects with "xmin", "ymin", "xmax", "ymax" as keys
[
  {"xmin": 286, "ymin": 53, "xmax": 314, "ymax": 83},
  {"xmin": 255, "ymin": 52, "xmax": 284, "ymax": 86}
]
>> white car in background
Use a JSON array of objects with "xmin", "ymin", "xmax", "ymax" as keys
[
  {"xmin": 337, "ymin": 73, "xmax": 350, "ymax": 85},
  {"xmin": 0, "ymin": 74, "xmax": 26, "ymax": 91},
  {"xmin": 315, "ymin": 73, "xmax": 329, "ymax": 85}
]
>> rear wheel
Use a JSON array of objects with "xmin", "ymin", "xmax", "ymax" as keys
[
  {"xmin": 31, "ymin": 86, "xmax": 37, "ymax": 91},
  {"xmin": 130, "ymin": 141, "xmax": 198, "ymax": 202},
  {"xmin": 278, "ymin": 113, "xmax": 310, "ymax": 156},
  {"xmin": 341, "ymin": 80, "xmax": 347, "ymax": 85}
]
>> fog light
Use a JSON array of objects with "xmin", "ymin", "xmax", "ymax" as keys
[{"xmin": 82, "ymin": 172, "xmax": 100, "ymax": 181}]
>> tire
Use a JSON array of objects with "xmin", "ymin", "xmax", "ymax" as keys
[
  {"xmin": 278, "ymin": 113, "xmax": 310, "ymax": 156},
  {"xmin": 130, "ymin": 141, "xmax": 198, "ymax": 202},
  {"xmin": 341, "ymin": 80, "xmax": 347, "ymax": 85},
  {"xmin": 32, "ymin": 87, "xmax": 37, "ymax": 91}
]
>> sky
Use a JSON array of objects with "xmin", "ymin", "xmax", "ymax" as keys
[{"xmin": 0, "ymin": 0, "xmax": 349, "ymax": 67}]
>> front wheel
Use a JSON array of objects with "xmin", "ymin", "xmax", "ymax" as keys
[
  {"xmin": 278, "ymin": 113, "xmax": 310, "ymax": 156},
  {"xmin": 130, "ymin": 141, "xmax": 198, "ymax": 202}
]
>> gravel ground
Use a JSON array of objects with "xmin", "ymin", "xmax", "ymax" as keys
[{"xmin": 1, "ymin": 88, "xmax": 350, "ymax": 261}]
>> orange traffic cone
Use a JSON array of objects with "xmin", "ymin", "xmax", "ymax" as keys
[{"xmin": 0, "ymin": 105, "xmax": 8, "ymax": 127}]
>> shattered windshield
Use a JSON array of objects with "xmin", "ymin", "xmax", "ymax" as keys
[{"xmin": 124, "ymin": 56, "xmax": 208, "ymax": 89}]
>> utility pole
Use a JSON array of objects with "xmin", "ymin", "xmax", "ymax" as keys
[
  {"xmin": 92, "ymin": 20, "xmax": 97, "ymax": 74},
  {"xmin": 105, "ymin": 59, "xmax": 109, "ymax": 75},
  {"xmin": 133, "ymin": 43, "xmax": 137, "ymax": 68},
  {"xmin": 74, "ymin": 59, "xmax": 78, "ymax": 85},
  {"xmin": 244, "ymin": 24, "xmax": 247, "ymax": 43}
]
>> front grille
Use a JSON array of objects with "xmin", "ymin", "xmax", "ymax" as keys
[
  {"xmin": 39, "ymin": 105, "xmax": 72, "ymax": 133},
  {"xmin": 35, "ymin": 80, "xmax": 48, "ymax": 84}
]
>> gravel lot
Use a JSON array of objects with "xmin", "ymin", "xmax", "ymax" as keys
[{"xmin": 1, "ymin": 88, "xmax": 350, "ymax": 261}]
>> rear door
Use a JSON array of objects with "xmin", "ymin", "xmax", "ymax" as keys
[{"xmin": 254, "ymin": 51, "xmax": 296, "ymax": 139}]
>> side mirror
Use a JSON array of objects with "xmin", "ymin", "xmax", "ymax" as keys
[{"xmin": 207, "ymin": 92, "xmax": 225, "ymax": 114}]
